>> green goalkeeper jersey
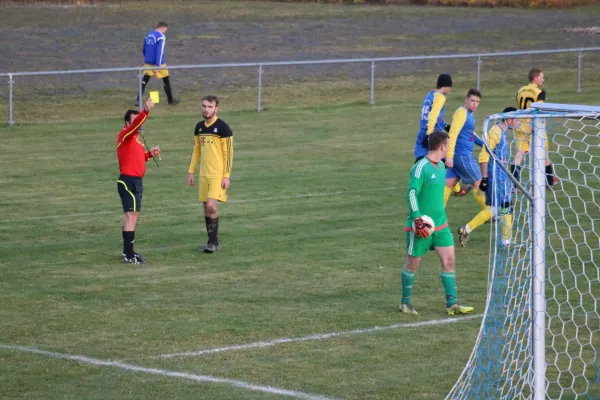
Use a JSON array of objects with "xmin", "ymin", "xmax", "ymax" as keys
[{"xmin": 406, "ymin": 157, "xmax": 447, "ymax": 228}]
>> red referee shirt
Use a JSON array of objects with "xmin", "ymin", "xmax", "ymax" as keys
[{"xmin": 116, "ymin": 110, "xmax": 151, "ymax": 178}]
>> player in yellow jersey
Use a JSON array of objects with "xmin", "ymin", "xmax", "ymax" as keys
[
  {"xmin": 187, "ymin": 95, "xmax": 234, "ymax": 253},
  {"xmin": 513, "ymin": 68, "xmax": 558, "ymax": 187}
]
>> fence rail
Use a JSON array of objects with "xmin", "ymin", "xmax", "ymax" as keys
[{"xmin": 2, "ymin": 46, "xmax": 600, "ymax": 125}]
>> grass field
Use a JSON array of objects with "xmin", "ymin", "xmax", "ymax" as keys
[
  {"xmin": 1, "ymin": 77, "xmax": 599, "ymax": 398},
  {"xmin": 1, "ymin": 1, "xmax": 600, "ymax": 399}
]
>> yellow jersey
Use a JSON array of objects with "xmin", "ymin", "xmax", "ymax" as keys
[
  {"xmin": 516, "ymin": 83, "xmax": 546, "ymax": 134},
  {"xmin": 188, "ymin": 117, "xmax": 233, "ymax": 178}
]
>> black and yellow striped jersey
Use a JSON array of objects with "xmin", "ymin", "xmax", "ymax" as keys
[
  {"xmin": 516, "ymin": 83, "xmax": 546, "ymax": 134},
  {"xmin": 188, "ymin": 117, "xmax": 233, "ymax": 178}
]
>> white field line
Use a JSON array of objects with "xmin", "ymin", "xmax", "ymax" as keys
[
  {"xmin": 0, "ymin": 187, "xmax": 398, "ymax": 223},
  {"xmin": 152, "ymin": 314, "xmax": 483, "ymax": 360},
  {"xmin": 0, "ymin": 344, "xmax": 338, "ymax": 400}
]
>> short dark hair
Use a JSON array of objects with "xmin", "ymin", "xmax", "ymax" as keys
[
  {"xmin": 428, "ymin": 130, "xmax": 449, "ymax": 151},
  {"xmin": 202, "ymin": 95, "xmax": 219, "ymax": 106},
  {"xmin": 528, "ymin": 68, "xmax": 543, "ymax": 82},
  {"xmin": 157, "ymin": 22, "xmax": 168, "ymax": 29},
  {"xmin": 466, "ymin": 88, "xmax": 482, "ymax": 99},
  {"xmin": 436, "ymin": 73, "xmax": 452, "ymax": 89},
  {"xmin": 503, "ymin": 106, "xmax": 517, "ymax": 113},
  {"xmin": 124, "ymin": 109, "xmax": 139, "ymax": 124}
]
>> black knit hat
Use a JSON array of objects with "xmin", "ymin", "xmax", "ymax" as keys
[{"xmin": 436, "ymin": 74, "xmax": 453, "ymax": 88}]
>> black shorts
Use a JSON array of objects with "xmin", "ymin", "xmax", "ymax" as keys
[{"xmin": 117, "ymin": 175, "xmax": 143, "ymax": 212}]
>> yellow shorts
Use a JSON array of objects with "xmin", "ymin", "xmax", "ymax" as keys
[
  {"xmin": 199, "ymin": 176, "xmax": 228, "ymax": 203},
  {"xmin": 514, "ymin": 130, "xmax": 549, "ymax": 153},
  {"xmin": 143, "ymin": 63, "xmax": 169, "ymax": 79}
]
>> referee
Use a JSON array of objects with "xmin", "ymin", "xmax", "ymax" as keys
[{"xmin": 116, "ymin": 97, "xmax": 160, "ymax": 264}]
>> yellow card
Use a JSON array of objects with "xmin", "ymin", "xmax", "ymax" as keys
[{"xmin": 149, "ymin": 91, "xmax": 160, "ymax": 104}]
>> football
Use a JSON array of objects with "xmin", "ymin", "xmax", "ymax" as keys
[{"xmin": 413, "ymin": 215, "xmax": 435, "ymax": 234}]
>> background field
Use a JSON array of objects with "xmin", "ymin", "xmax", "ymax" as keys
[{"xmin": 1, "ymin": 1, "xmax": 599, "ymax": 399}]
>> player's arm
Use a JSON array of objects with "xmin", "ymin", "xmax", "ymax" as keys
[
  {"xmin": 119, "ymin": 109, "xmax": 149, "ymax": 144},
  {"xmin": 155, "ymin": 37, "xmax": 165, "ymax": 67},
  {"xmin": 479, "ymin": 126, "xmax": 501, "ymax": 184},
  {"xmin": 536, "ymin": 90, "xmax": 546, "ymax": 103},
  {"xmin": 447, "ymin": 107, "xmax": 467, "ymax": 162},
  {"xmin": 188, "ymin": 135, "xmax": 202, "ymax": 174},
  {"xmin": 221, "ymin": 136, "xmax": 233, "ymax": 179},
  {"xmin": 426, "ymin": 92, "xmax": 445, "ymax": 135},
  {"xmin": 406, "ymin": 166, "xmax": 425, "ymax": 220}
]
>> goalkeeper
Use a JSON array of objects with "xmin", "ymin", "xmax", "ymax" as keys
[
  {"xmin": 401, "ymin": 130, "xmax": 474, "ymax": 316},
  {"xmin": 458, "ymin": 107, "xmax": 519, "ymax": 248}
]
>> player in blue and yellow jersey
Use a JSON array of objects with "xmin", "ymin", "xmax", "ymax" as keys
[
  {"xmin": 413, "ymin": 74, "xmax": 469, "ymax": 197},
  {"xmin": 401, "ymin": 130, "xmax": 474, "ymax": 316},
  {"xmin": 138, "ymin": 22, "xmax": 180, "ymax": 106},
  {"xmin": 444, "ymin": 89, "xmax": 486, "ymax": 208},
  {"xmin": 457, "ymin": 107, "xmax": 519, "ymax": 248},
  {"xmin": 513, "ymin": 68, "xmax": 558, "ymax": 187}
]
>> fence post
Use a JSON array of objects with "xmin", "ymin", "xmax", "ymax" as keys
[
  {"xmin": 476, "ymin": 56, "xmax": 482, "ymax": 90},
  {"xmin": 8, "ymin": 74, "xmax": 14, "ymax": 126},
  {"xmin": 576, "ymin": 51, "xmax": 582, "ymax": 93},
  {"xmin": 138, "ymin": 69, "xmax": 143, "ymax": 110},
  {"xmin": 257, "ymin": 65, "xmax": 263, "ymax": 112},
  {"xmin": 370, "ymin": 61, "xmax": 375, "ymax": 105}
]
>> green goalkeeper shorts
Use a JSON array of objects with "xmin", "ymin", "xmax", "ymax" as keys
[{"xmin": 405, "ymin": 225, "xmax": 454, "ymax": 258}]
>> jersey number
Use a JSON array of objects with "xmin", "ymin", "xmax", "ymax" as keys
[
  {"xmin": 518, "ymin": 96, "xmax": 535, "ymax": 110},
  {"xmin": 421, "ymin": 105, "xmax": 430, "ymax": 121}
]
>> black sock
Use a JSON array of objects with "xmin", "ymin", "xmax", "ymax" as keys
[
  {"xmin": 138, "ymin": 75, "xmax": 151, "ymax": 101},
  {"xmin": 123, "ymin": 230, "xmax": 135, "ymax": 257},
  {"xmin": 510, "ymin": 164, "xmax": 522, "ymax": 182},
  {"xmin": 546, "ymin": 164, "xmax": 554, "ymax": 186},
  {"xmin": 162, "ymin": 76, "xmax": 174, "ymax": 103},
  {"xmin": 207, "ymin": 217, "xmax": 219, "ymax": 245}
]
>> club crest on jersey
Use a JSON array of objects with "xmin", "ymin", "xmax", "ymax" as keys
[{"xmin": 214, "ymin": 128, "xmax": 218, "ymax": 133}]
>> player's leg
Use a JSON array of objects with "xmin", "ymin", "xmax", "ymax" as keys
[
  {"xmin": 444, "ymin": 176, "xmax": 459, "ymax": 207},
  {"xmin": 544, "ymin": 137, "xmax": 558, "ymax": 187},
  {"xmin": 400, "ymin": 230, "xmax": 430, "ymax": 315},
  {"xmin": 158, "ymin": 66, "xmax": 179, "ymax": 105},
  {"xmin": 138, "ymin": 66, "xmax": 154, "ymax": 105},
  {"xmin": 203, "ymin": 198, "xmax": 220, "ymax": 253},
  {"xmin": 511, "ymin": 131, "xmax": 529, "ymax": 182},
  {"xmin": 117, "ymin": 177, "xmax": 144, "ymax": 264},
  {"xmin": 202, "ymin": 177, "xmax": 228, "ymax": 253},
  {"xmin": 434, "ymin": 229, "xmax": 473, "ymax": 315}
]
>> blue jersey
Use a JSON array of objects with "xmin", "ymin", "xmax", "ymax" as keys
[
  {"xmin": 414, "ymin": 90, "xmax": 447, "ymax": 158},
  {"xmin": 487, "ymin": 124, "xmax": 509, "ymax": 181},
  {"xmin": 479, "ymin": 123, "xmax": 512, "ymax": 206},
  {"xmin": 143, "ymin": 30, "xmax": 166, "ymax": 66},
  {"xmin": 447, "ymin": 106, "xmax": 483, "ymax": 160}
]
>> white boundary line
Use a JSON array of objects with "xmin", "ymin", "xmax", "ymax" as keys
[
  {"xmin": 152, "ymin": 315, "xmax": 483, "ymax": 359},
  {"xmin": 0, "ymin": 344, "xmax": 338, "ymax": 400},
  {"xmin": 0, "ymin": 187, "xmax": 398, "ymax": 224}
]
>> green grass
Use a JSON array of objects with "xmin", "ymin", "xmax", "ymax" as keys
[
  {"xmin": 1, "ymin": 1, "xmax": 599, "ymax": 398},
  {"xmin": 1, "ymin": 71, "xmax": 599, "ymax": 398}
]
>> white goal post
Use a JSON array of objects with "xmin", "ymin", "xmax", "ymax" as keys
[{"xmin": 447, "ymin": 103, "xmax": 600, "ymax": 400}]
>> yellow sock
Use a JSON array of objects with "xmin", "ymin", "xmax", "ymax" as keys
[
  {"xmin": 453, "ymin": 183, "xmax": 461, "ymax": 193},
  {"xmin": 473, "ymin": 188, "xmax": 488, "ymax": 211},
  {"xmin": 500, "ymin": 214, "xmax": 513, "ymax": 243},
  {"xmin": 444, "ymin": 186, "xmax": 452, "ymax": 207},
  {"xmin": 466, "ymin": 209, "xmax": 492, "ymax": 233}
]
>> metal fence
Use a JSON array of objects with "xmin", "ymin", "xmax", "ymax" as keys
[{"xmin": 1, "ymin": 46, "xmax": 600, "ymax": 125}]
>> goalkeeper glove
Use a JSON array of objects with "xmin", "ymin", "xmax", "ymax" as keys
[
  {"xmin": 479, "ymin": 177, "xmax": 488, "ymax": 192},
  {"xmin": 413, "ymin": 217, "xmax": 431, "ymax": 239},
  {"xmin": 422, "ymin": 135, "xmax": 429, "ymax": 150},
  {"xmin": 444, "ymin": 124, "xmax": 451, "ymax": 132}
]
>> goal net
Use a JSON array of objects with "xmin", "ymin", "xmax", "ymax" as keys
[{"xmin": 447, "ymin": 103, "xmax": 600, "ymax": 400}]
